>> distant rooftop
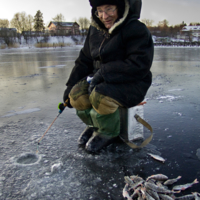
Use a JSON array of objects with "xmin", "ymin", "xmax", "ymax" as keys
[
  {"xmin": 48, "ymin": 21, "xmax": 79, "ymax": 27},
  {"xmin": 0, "ymin": 28, "xmax": 17, "ymax": 31},
  {"xmin": 182, "ymin": 26, "xmax": 200, "ymax": 31}
]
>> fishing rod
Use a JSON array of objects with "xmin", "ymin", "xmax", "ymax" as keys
[{"xmin": 36, "ymin": 100, "xmax": 68, "ymax": 153}]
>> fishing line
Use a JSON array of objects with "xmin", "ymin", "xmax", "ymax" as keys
[{"xmin": 36, "ymin": 100, "xmax": 68, "ymax": 153}]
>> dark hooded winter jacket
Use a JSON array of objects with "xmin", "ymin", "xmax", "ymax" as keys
[{"xmin": 66, "ymin": 0, "xmax": 154, "ymax": 108}]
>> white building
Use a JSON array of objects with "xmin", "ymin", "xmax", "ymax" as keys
[{"xmin": 181, "ymin": 26, "xmax": 200, "ymax": 37}]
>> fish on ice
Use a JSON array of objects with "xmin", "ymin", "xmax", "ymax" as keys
[
  {"xmin": 147, "ymin": 153, "xmax": 166, "ymax": 163},
  {"xmin": 146, "ymin": 188, "xmax": 160, "ymax": 200},
  {"xmin": 122, "ymin": 184, "xmax": 132, "ymax": 200},
  {"xmin": 173, "ymin": 179, "xmax": 199, "ymax": 191},
  {"xmin": 130, "ymin": 175, "xmax": 144, "ymax": 183},
  {"xmin": 141, "ymin": 187, "xmax": 155, "ymax": 200},
  {"xmin": 124, "ymin": 176, "xmax": 144, "ymax": 189},
  {"xmin": 145, "ymin": 182, "xmax": 180, "ymax": 194},
  {"xmin": 192, "ymin": 192, "xmax": 200, "ymax": 200},
  {"xmin": 159, "ymin": 193, "xmax": 174, "ymax": 200},
  {"xmin": 175, "ymin": 194, "xmax": 195, "ymax": 200},
  {"xmin": 146, "ymin": 174, "xmax": 168, "ymax": 181},
  {"xmin": 164, "ymin": 176, "xmax": 182, "ymax": 185}
]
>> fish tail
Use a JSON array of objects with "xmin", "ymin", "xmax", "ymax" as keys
[
  {"xmin": 194, "ymin": 179, "xmax": 199, "ymax": 184},
  {"xmin": 173, "ymin": 190, "xmax": 181, "ymax": 193}
]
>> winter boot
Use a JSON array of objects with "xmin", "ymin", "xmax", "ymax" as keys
[
  {"xmin": 78, "ymin": 126, "xmax": 95, "ymax": 145},
  {"xmin": 76, "ymin": 108, "xmax": 94, "ymax": 145},
  {"xmin": 86, "ymin": 132, "xmax": 117, "ymax": 152},
  {"xmin": 85, "ymin": 108, "xmax": 120, "ymax": 152}
]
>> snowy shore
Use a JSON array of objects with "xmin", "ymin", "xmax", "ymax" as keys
[
  {"xmin": 0, "ymin": 35, "xmax": 85, "ymax": 49},
  {"xmin": 1, "ymin": 35, "xmax": 200, "ymax": 50}
]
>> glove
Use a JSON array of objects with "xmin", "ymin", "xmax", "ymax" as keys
[
  {"xmin": 63, "ymin": 86, "xmax": 73, "ymax": 108},
  {"xmin": 88, "ymin": 69, "xmax": 104, "ymax": 94},
  {"xmin": 58, "ymin": 103, "xmax": 66, "ymax": 112}
]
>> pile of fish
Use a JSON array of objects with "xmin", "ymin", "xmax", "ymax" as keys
[{"xmin": 123, "ymin": 174, "xmax": 199, "ymax": 200}]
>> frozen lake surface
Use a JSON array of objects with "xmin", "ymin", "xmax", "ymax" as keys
[{"xmin": 0, "ymin": 47, "xmax": 200, "ymax": 199}]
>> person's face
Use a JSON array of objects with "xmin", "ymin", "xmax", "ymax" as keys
[{"xmin": 96, "ymin": 5, "xmax": 118, "ymax": 29}]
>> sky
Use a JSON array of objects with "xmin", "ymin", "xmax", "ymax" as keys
[{"xmin": 0, "ymin": 0, "xmax": 199, "ymax": 27}]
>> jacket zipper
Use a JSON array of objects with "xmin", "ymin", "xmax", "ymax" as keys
[
  {"xmin": 99, "ymin": 37, "xmax": 106, "ymax": 61},
  {"xmin": 99, "ymin": 32, "xmax": 110, "ymax": 61}
]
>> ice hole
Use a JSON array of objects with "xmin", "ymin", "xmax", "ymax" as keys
[{"xmin": 16, "ymin": 153, "xmax": 39, "ymax": 165}]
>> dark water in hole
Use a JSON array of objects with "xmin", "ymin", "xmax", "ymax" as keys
[
  {"xmin": 16, "ymin": 153, "xmax": 38, "ymax": 164},
  {"xmin": 0, "ymin": 47, "xmax": 200, "ymax": 199}
]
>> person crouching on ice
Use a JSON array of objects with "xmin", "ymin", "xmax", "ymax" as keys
[{"xmin": 60, "ymin": 0, "xmax": 154, "ymax": 152}]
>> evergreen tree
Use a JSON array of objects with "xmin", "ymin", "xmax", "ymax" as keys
[{"xmin": 33, "ymin": 10, "xmax": 44, "ymax": 31}]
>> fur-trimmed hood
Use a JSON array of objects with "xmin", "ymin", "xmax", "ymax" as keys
[
  {"xmin": 90, "ymin": 0, "xmax": 142, "ymax": 34},
  {"xmin": 66, "ymin": 0, "xmax": 153, "ymax": 108}
]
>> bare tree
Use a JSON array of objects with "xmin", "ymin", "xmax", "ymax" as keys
[
  {"xmin": 10, "ymin": 12, "xmax": 34, "ymax": 33},
  {"xmin": 10, "ymin": 13, "xmax": 20, "ymax": 32},
  {"xmin": 0, "ymin": 19, "xmax": 9, "ymax": 28},
  {"xmin": 141, "ymin": 18, "xmax": 154, "ymax": 28},
  {"xmin": 52, "ymin": 13, "xmax": 65, "ymax": 22},
  {"xmin": 24, "ymin": 15, "xmax": 33, "ymax": 44},
  {"xmin": 83, "ymin": 18, "xmax": 90, "ymax": 29},
  {"xmin": 158, "ymin": 19, "xmax": 169, "ymax": 28},
  {"xmin": 27, "ymin": 15, "xmax": 34, "ymax": 31},
  {"xmin": 157, "ymin": 19, "xmax": 169, "ymax": 36},
  {"xmin": 78, "ymin": 17, "xmax": 90, "ymax": 35},
  {"xmin": 78, "ymin": 17, "xmax": 84, "ymax": 30}
]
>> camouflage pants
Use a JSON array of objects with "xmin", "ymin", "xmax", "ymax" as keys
[
  {"xmin": 69, "ymin": 80, "xmax": 121, "ymax": 115},
  {"xmin": 68, "ymin": 80, "xmax": 121, "ymax": 137}
]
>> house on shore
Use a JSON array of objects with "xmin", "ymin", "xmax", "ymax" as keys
[
  {"xmin": 48, "ymin": 21, "xmax": 80, "ymax": 36},
  {"xmin": 180, "ymin": 25, "xmax": 200, "ymax": 40},
  {"xmin": 0, "ymin": 28, "xmax": 17, "ymax": 37}
]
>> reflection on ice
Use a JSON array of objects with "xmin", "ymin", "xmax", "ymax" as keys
[
  {"xmin": 39, "ymin": 65, "xmax": 66, "ymax": 69},
  {"xmin": 17, "ymin": 74, "xmax": 42, "ymax": 78},
  {"xmin": 57, "ymin": 56, "xmax": 77, "ymax": 57},
  {"xmin": 1, "ymin": 108, "xmax": 40, "ymax": 117},
  {"xmin": 168, "ymin": 89, "xmax": 184, "ymax": 92},
  {"xmin": 156, "ymin": 95, "xmax": 182, "ymax": 102}
]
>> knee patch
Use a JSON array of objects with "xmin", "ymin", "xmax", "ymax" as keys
[
  {"xmin": 89, "ymin": 90, "xmax": 121, "ymax": 115},
  {"xmin": 69, "ymin": 80, "xmax": 92, "ymax": 111}
]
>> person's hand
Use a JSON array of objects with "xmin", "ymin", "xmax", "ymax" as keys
[
  {"xmin": 88, "ymin": 70, "xmax": 104, "ymax": 94},
  {"xmin": 63, "ymin": 86, "xmax": 73, "ymax": 108},
  {"xmin": 58, "ymin": 102, "xmax": 66, "ymax": 113}
]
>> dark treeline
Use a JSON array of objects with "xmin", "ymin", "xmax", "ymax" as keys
[
  {"xmin": 141, "ymin": 19, "xmax": 200, "ymax": 46},
  {"xmin": 142, "ymin": 19, "xmax": 199, "ymax": 37}
]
